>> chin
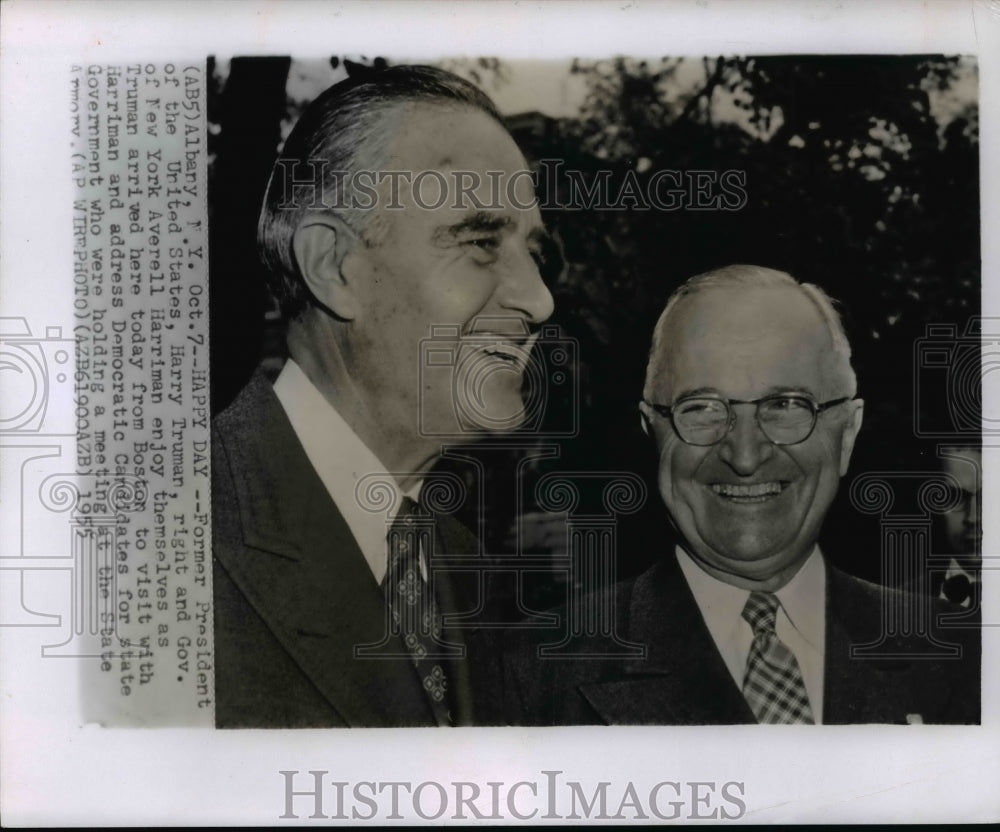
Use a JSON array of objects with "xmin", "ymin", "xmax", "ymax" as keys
[
  {"xmin": 462, "ymin": 410, "xmax": 527, "ymax": 435},
  {"xmin": 703, "ymin": 530, "xmax": 799, "ymax": 568},
  {"xmin": 708, "ymin": 524, "xmax": 779, "ymax": 554},
  {"xmin": 460, "ymin": 388, "xmax": 530, "ymax": 434}
]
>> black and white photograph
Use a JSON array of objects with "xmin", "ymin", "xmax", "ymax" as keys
[
  {"xmin": 209, "ymin": 53, "xmax": 981, "ymax": 730},
  {"xmin": 1, "ymin": 0, "xmax": 997, "ymax": 825}
]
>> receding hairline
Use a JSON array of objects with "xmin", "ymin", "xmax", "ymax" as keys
[
  {"xmin": 643, "ymin": 266, "xmax": 858, "ymax": 400},
  {"xmin": 348, "ymin": 100, "xmax": 533, "ymax": 248},
  {"xmin": 256, "ymin": 64, "xmax": 508, "ymax": 318}
]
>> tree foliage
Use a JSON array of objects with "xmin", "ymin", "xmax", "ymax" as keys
[
  {"xmin": 208, "ymin": 55, "xmax": 980, "ymax": 584},
  {"xmin": 525, "ymin": 55, "xmax": 979, "ymax": 581},
  {"xmin": 538, "ymin": 55, "xmax": 978, "ymax": 453}
]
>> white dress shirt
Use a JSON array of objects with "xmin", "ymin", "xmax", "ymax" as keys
[
  {"xmin": 273, "ymin": 358, "xmax": 421, "ymax": 585},
  {"xmin": 676, "ymin": 545, "xmax": 827, "ymax": 723}
]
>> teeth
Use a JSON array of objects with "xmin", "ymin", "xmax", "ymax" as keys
[{"xmin": 711, "ymin": 482, "xmax": 784, "ymax": 498}]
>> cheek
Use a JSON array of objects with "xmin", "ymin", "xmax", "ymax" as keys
[
  {"xmin": 656, "ymin": 438, "xmax": 702, "ymax": 504},
  {"xmin": 430, "ymin": 272, "xmax": 498, "ymax": 321},
  {"xmin": 812, "ymin": 434, "xmax": 846, "ymax": 485},
  {"xmin": 376, "ymin": 263, "xmax": 497, "ymax": 335},
  {"xmin": 788, "ymin": 439, "xmax": 845, "ymax": 521},
  {"xmin": 820, "ymin": 422, "xmax": 855, "ymax": 476},
  {"xmin": 429, "ymin": 285, "xmax": 487, "ymax": 321},
  {"xmin": 354, "ymin": 257, "xmax": 410, "ymax": 326}
]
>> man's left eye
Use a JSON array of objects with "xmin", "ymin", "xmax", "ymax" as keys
[
  {"xmin": 466, "ymin": 237, "xmax": 500, "ymax": 252},
  {"xmin": 764, "ymin": 396, "xmax": 813, "ymax": 415}
]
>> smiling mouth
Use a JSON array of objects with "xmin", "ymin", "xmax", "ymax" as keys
[
  {"xmin": 710, "ymin": 481, "xmax": 788, "ymax": 503},
  {"xmin": 481, "ymin": 342, "xmax": 530, "ymax": 367}
]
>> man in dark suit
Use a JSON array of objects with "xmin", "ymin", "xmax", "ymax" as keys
[
  {"xmin": 213, "ymin": 66, "xmax": 555, "ymax": 727},
  {"xmin": 506, "ymin": 265, "xmax": 979, "ymax": 725}
]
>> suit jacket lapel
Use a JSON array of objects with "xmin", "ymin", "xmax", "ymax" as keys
[
  {"xmin": 216, "ymin": 373, "xmax": 435, "ymax": 727},
  {"xmin": 561, "ymin": 554, "xmax": 954, "ymax": 726},
  {"xmin": 823, "ymin": 565, "xmax": 939, "ymax": 724},
  {"xmin": 578, "ymin": 558, "xmax": 755, "ymax": 725}
]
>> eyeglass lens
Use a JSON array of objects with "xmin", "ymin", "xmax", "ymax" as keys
[{"xmin": 673, "ymin": 396, "xmax": 816, "ymax": 445}]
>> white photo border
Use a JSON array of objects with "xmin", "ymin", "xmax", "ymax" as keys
[{"xmin": 2, "ymin": 0, "xmax": 998, "ymax": 825}]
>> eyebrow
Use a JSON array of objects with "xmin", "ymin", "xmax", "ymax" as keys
[
  {"xmin": 431, "ymin": 211, "xmax": 553, "ymax": 249},
  {"xmin": 759, "ymin": 385, "xmax": 818, "ymax": 398},
  {"xmin": 672, "ymin": 387, "xmax": 723, "ymax": 401},
  {"xmin": 672, "ymin": 385, "xmax": 819, "ymax": 401},
  {"xmin": 526, "ymin": 225, "xmax": 554, "ymax": 249},
  {"xmin": 432, "ymin": 212, "xmax": 513, "ymax": 245}
]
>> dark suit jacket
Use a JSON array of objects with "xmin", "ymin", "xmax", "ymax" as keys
[
  {"xmin": 212, "ymin": 372, "xmax": 495, "ymax": 727},
  {"xmin": 504, "ymin": 554, "xmax": 980, "ymax": 725}
]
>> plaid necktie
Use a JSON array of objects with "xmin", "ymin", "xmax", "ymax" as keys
[
  {"xmin": 741, "ymin": 591, "xmax": 815, "ymax": 724},
  {"xmin": 383, "ymin": 497, "xmax": 452, "ymax": 725}
]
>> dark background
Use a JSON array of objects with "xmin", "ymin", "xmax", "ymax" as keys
[{"xmin": 208, "ymin": 55, "xmax": 980, "ymax": 605}]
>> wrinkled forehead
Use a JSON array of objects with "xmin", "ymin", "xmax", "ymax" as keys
[
  {"xmin": 387, "ymin": 103, "xmax": 521, "ymax": 163},
  {"xmin": 653, "ymin": 286, "xmax": 846, "ymax": 400},
  {"xmin": 381, "ymin": 103, "xmax": 539, "ymax": 214}
]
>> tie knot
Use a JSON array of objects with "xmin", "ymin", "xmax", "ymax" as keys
[
  {"xmin": 392, "ymin": 496, "xmax": 426, "ymax": 530},
  {"xmin": 742, "ymin": 591, "xmax": 780, "ymax": 634},
  {"xmin": 398, "ymin": 495, "xmax": 421, "ymax": 517}
]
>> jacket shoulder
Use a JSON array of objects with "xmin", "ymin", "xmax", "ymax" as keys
[
  {"xmin": 502, "ymin": 573, "xmax": 640, "ymax": 725},
  {"xmin": 826, "ymin": 564, "xmax": 981, "ymax": 724}
]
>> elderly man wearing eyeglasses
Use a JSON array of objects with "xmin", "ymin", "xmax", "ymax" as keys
[{"xmin": 505, "ymin": 265, "xmax": 980, "ymax": 726}]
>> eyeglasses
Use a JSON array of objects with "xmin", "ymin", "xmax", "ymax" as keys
[{"xmin": 643, "ymin": 393, "xmax": 853, "ymax": 447}]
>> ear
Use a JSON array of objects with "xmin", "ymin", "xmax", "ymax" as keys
[
  {"xmin": 838, "ymin": 398, "xmax": 864, "ymax": 476},
  {"xmin": 638, "ymin": 400, "xmax": 653, "ymax": 437},
  {"xmin": 292, "ymin": 215, "xmax": 361, "ymax": 320}
]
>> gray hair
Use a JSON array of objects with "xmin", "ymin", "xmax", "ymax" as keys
[
  {"xmin": 643, "ymin": 264, "xmax": 857, "ymax": 399},
  {"xmin": 257, "ymin": 65, "xmax": 504, "ymax": 319}
]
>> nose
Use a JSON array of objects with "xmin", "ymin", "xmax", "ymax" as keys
[
  {"xmin": 716, "ymin": 404, "xmax": 774, "ymax": 475},
  {"xmin": 499, "ymin": 244, "xmax": 555, "ymax": 325}
]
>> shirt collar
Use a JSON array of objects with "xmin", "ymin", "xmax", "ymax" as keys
[
  {"xmin": 772, "ymin": 546, "xmax": 825, "ymax": 651},
  {"xmin": 675, "ymin": 544, "xmax": 825, "ymax": 652},
  {"xmin": 675, "ymin": 545, "xmax": 748, "ymax": 651},
  {"xmin": 273, "ymin": 358, "xmax": 420, "ymax": 584}
]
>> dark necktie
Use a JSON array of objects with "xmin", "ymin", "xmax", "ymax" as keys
[
  {"xmin": 382, "ymin": 497, "xmax": 452, "ymax": 725},
  {"xmin": 741, "ymin": 591, "xmax": 816, "ymax": 724}
]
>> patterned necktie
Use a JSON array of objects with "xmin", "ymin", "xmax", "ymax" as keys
[
  {"xmin": 383, "ymin": 497, "xmax": 452, "ymax": 725},
  {"xmin": 741, "ymin": 591, "xmax": 815, "ymax": 724}
]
